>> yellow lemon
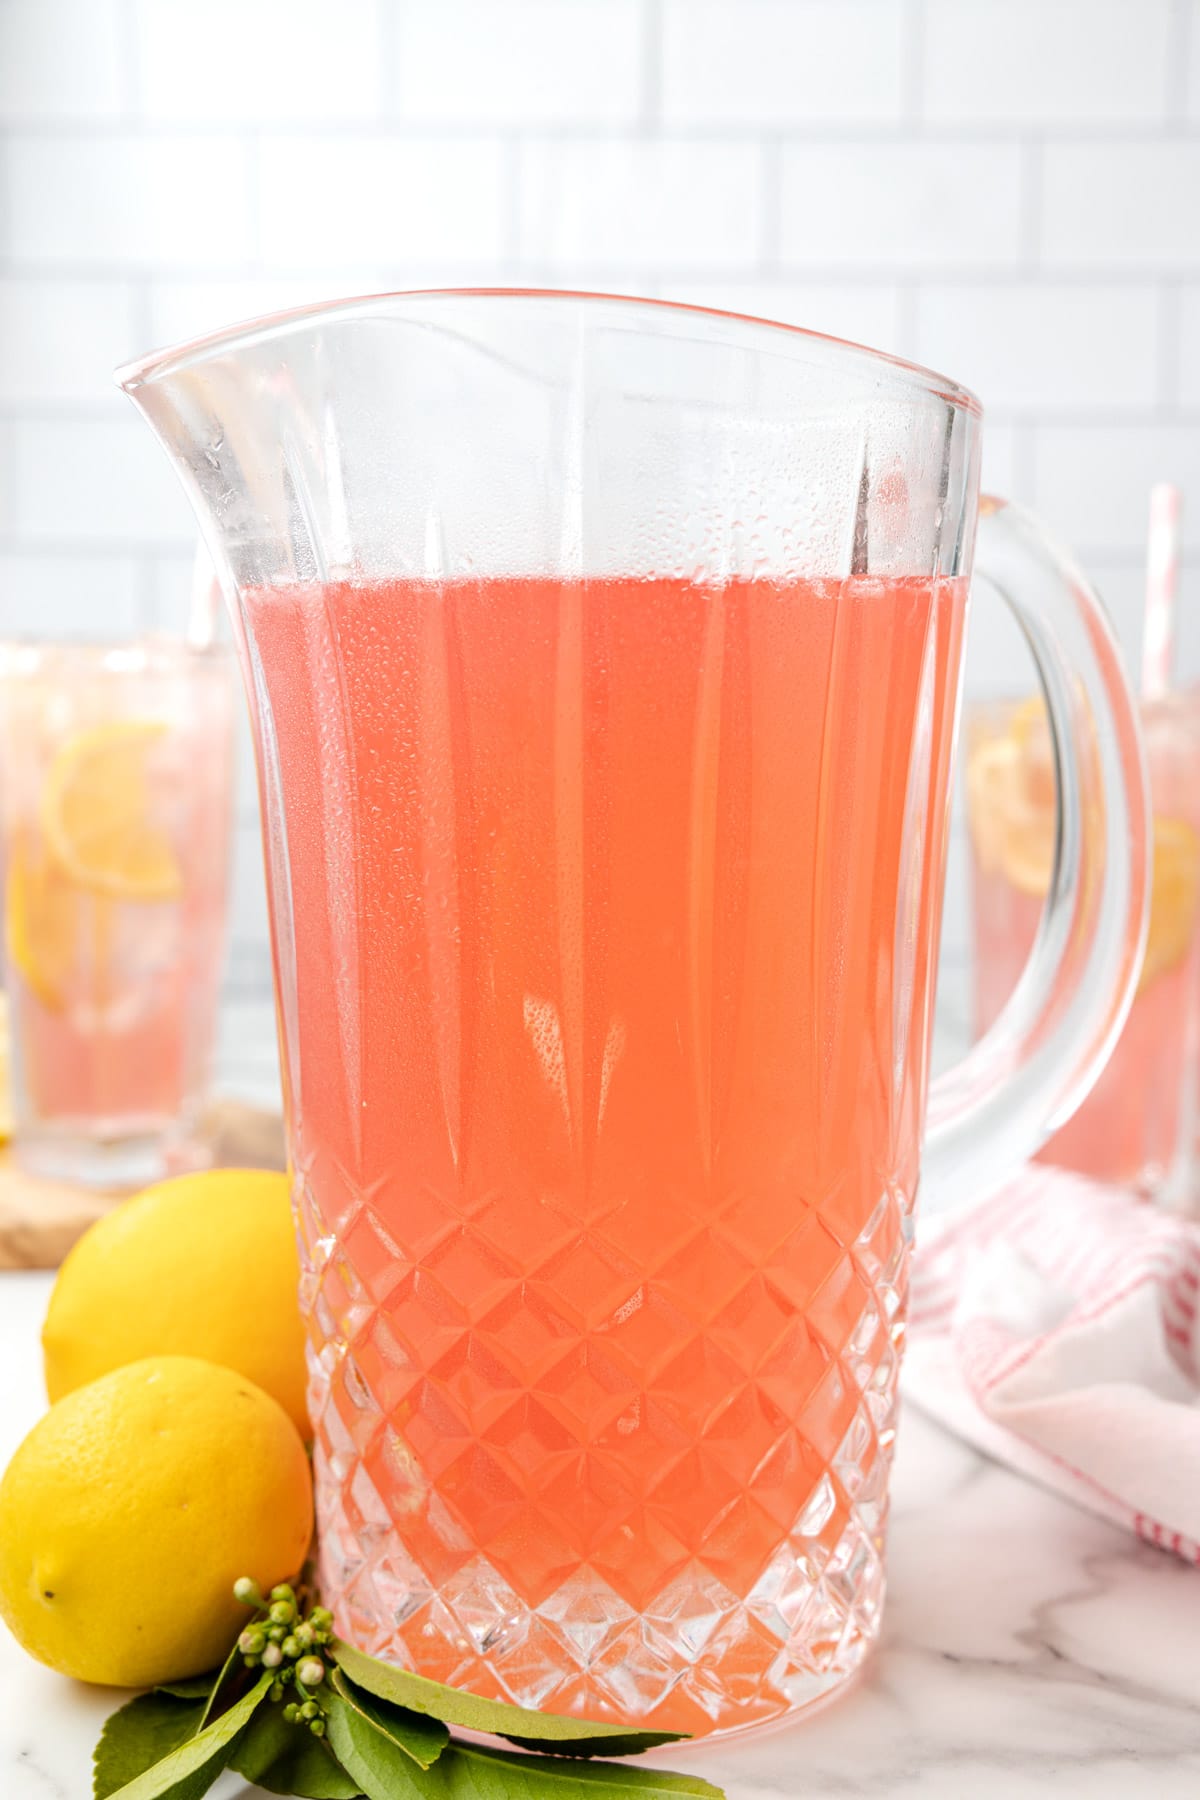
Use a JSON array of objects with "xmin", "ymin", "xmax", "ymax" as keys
[
  {"xmin": 40, "ymin": 719, "xmax": 181, "ymax": 901},
  {"xmin": 43, "ymin": 1169, "xmax": 309, "ymax": 1438},
  {"xmin": 0, "ymin": 1355, "xmax": 312, "ymax": 1687},
  {"xmin": 1140, "ymin": 815, "xmax": 1200, "ymax": 995}
]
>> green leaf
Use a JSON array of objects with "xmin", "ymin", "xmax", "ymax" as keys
[
  {"xmin": 231, "ymin": 1702, "xmax": 363, "ymax": 1797},
  {"xmin": 324, "ymin": 1688, "xmax": 436, "ymax": 1800},
  {"xmin": 154, "ymin": 1676, "xmax": 221, "ymax": 1702},
  {"xmin": 101, "ymin": 1671, "xmax": 271, "ymax": 1800},
  {"xmin": 444, "ymin": 1743, "xmax": 725, "ymax": 1800},
  {"xmin": 331, "ymin": 1669, "xmax": 449, "ymax": 1769},
  {"xmin": 332, "ymin": 1644, "xmax": 687, "ymax": 1753},
  {"xmin": 94, "ymin": 1694, "xmax": 206, "ymax": 1799}
]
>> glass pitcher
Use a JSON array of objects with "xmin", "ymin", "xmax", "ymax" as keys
[{"xmin": 118, "ymin": 293, "xmax": 1148, "ymax": 1738}]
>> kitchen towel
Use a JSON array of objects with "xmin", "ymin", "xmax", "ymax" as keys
[{"xmin": 904, "ymin": 1164, "xmax": 1200, "ymax": 1564}]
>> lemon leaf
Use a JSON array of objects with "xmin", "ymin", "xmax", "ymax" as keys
[
  {"xmin": 231, "ymin": 1701, "xmax": 363, "ymax": 1797},
  {"xmin": 330, "ymin": 1668, "xmax": 449, "ymax": 1768},
  {"xmin": 324, "ymin": 1687, "xmax": 433, "ymax": 1800},
  {"xmin": 94, "ymin": 1693, "xmax": 205, "ymax": 1799},
  {"xmin": 153, "ymin": 1676, "xmax": 218, "ymax": 1702},
  {"xmin": 331, "ymin": 1643, "xmax": 686, "ymax": 1754},
  {"xmin": 101, "ymin": 1670, "xmax": 270, "ymax": 1800},
  {"xmin": 442, "ymin": 1744, "xmax": 725, "ymax": 1800}
]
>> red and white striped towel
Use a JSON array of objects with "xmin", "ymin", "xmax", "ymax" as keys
[{"xmin": 904, "ymin": 1165, "xmax": 1200, "ymax": 1564}]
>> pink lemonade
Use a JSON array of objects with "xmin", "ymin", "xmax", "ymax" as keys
[
  {"xmin": 969, "ymin": 695, "xmax": 1200, "ymax": 1193},
  {"xmin": 245, "ymin": 571, "xmax": 967, "ymax": 1733},
  {"xmin": 0, "ymin": 642, "xmax": 234, "ymax": 1186}
]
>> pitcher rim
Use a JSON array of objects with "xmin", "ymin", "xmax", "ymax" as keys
[{"xmin": 113, "ymin": 285, "xmax": 983, "ymax": 419}]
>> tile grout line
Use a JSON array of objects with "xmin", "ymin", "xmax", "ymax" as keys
[
  {"xmin": 379, "ymin": 0, "xmax": 403, "ymax": 123},
  {"xmin": 1019, "ymin": 136, "xmax": 1044, "ymax": 274},
  {"xmin": 758, "ymin": 137, "xmax": 782, "ymax": 277},
  {"xmin": 129, "ymin": 267, "xmax": 154, "ymax": 355},
  {"xmin": 1165, "ymin": 0, "xmax": 1193, "ymax": 123},
  {"xmin": 3, "ymin": 119, "xmax": 1199, "ymax": 144},
  {"xmin": 128, "ymin": 263, "xmax": 157, "ymax": 635},
  {"xmin": 501, "ymin": 134, "xmax": 522, "ymax": 269},
  {"xmin": 1012, "ymin": 420, "xmax": 1037, "ymax": 507},
  {"xmin": 901, "ymin": 0, "xmax": 926, "ymax": 128},
  {"xmin": 895, "ymin": 282, "xmax": 919, "ymax": 360},
  {"xmin": 638, "ymin": 0, "xmax": 664, "ymax": 136},
  {"xmin": 2, "ymin": 258, "xmax": 1191, "ymax": 287},
  {"xmin": 244, "ymin": 128, "xmax": 264, "ymax": 277},
  {"xmin": 117, "ymin": 0, "xmax": 142, "ymax": 122}
]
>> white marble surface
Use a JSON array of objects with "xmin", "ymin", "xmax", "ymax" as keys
[
  {"xmin": 1, "ymin": 1268, "xmax": 1198, "ymax": 1798},
  {"xmin": 2, "ymin": 1008, "xmax": 1199, "ymax": 1796}
]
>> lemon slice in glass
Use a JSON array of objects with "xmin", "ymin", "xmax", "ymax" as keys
[
  {"xmin": 965, "ymin": 733, "xmax": 1055, "ymax": 897},
  {"xmin": 5, "ymin": 834, "xmax": 82, "ymax": 1014},
  {"xmin": 1139, "ymin": 816, "xmax": 1200, "ymax": 995},
  {"xmin": 40, "ymin": 720, "xmax": 182, "ymax": 902}
]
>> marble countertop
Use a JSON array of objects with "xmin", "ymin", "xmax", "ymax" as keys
[{"xmin": 1, "ymin": 1009, "xmax": 1198, "ymax": 1796}]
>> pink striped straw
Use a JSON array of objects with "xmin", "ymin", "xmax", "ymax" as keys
[{"xmin": 1142, "ymin": 482, "xmax": 1182, "ymax": 700}]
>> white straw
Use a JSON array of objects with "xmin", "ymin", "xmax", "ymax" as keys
[
  {"xmin": 1142, "ymin": 482, "xmax": 1181, "ymax": 700},
  {"xmin": 186, "ymin": 540, "xmax": 220, "ymax": 649}
]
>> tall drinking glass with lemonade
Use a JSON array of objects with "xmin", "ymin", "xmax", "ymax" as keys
[
  {"xmin": 0, "ymin": 639, "xmax": 235, "ymax": 1187},
  {"xmin": 121, "ymin": 293, "xmax": 1148, "ymax": 1736},
  {"xmin": 968, "ymin": 690, "xmax": 1200, "ymax": 1196}
]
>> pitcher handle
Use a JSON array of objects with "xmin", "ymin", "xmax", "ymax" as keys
[{"xmin": 923, "ymin": 496, "xmax": 1150, "ymax": 1210}]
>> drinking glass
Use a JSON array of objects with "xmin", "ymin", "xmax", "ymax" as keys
[
  {"xmin": 0, "ymin": 638, "xmax": 235, "ymax": 1188},
  {"xmin": 968, "ymin": 687, "xmax": 1200, "ymax": 1197},
  {"xmin": 119, "ymin": 292, "xmax": 1148, "ymax": 1735}
]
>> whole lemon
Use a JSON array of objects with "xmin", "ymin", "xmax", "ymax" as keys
[
  {"xmin": 43, "ymin": 1168, "xmax": 309, "ymax": 1437},
  {"xmin": 0, "ymin": 1355, "xmax": 313, "ymax": 1687}
]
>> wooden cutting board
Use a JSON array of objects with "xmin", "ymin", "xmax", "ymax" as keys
[{"xmin": 0, "ymin": 1100, "xmax": 287, "ymax": 1271}]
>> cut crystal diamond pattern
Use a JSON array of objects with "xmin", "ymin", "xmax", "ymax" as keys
[{"xmin": 304, "ymin": 1167, "xmax": 910, "ymax": 1735}]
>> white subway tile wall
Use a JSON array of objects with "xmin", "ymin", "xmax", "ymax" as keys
[
  {"xmin": 1041, "ymin": 142, "xmax": 1200, "ymax": 267},
  {"xmin": 135, "ymin": 0, "xmax": 387, "ymax": 125},
  {"xmin": 1182, "ymin": 286, "xmax": 1200, "ymax": 404},
  {"xmin": 0, "ymin": 0, "xmax": 1196, "ymax": 1017},
  {"xmin": 394, "ymin": 0, "xmax": 645, "ymax": 126},
  {"xmin": 661, "ymin": 0, "xmax": 907, "ymax": 125},
  {"xmin": 519, "ymin": 138, "xmax": 765, "ymax": 267},
  {"xmin": 7, "ymin": 135, "xmax": 258, "ymax": 267},
  {"xmin": 912, "ymin": 284, "xmax": 1161, "ymax": 414},
  {"xmin": 11, "ymin": 417, "xmax": 194, "ymax": 544},
  {"xmin": 0, "ymin": 278, "xmax": 140, "ymax": 404},
  {"xmin": 0, "ymin": 0, "xmax": 125, "ymax": 121},
  {"xmin": 922, "ymin": 0, "xmax": 1174, "ymax": 126},
  {"xmin": 778, "ymin": 142, "xmax": 1026, "ymax": 269},
  {"xmin": 258, "ymin": 135, "xmax": 508, "ymax": 268}
]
